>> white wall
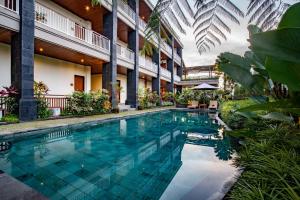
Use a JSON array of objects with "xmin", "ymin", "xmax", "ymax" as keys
[
  {"xmin": 91, "ymin": 74, "xmax": 102, "ymax": 92},
  {"xmin": 138, "ymin": 78, "xmax": 152, "ymax": 91},
  {"xmin": 117, "ymin": 74, "xmax": 127, "ymax": 104},
  {"xmin": 91, "ymin": 74, "xmax": 128, "ymax": 104},
  {"xmin": 0, "ymin": 43, "xmax": 11, "ymax": 89},
  {"xmin": 34, "ymin": 55, "xmax": 91, "ymax": 95}
]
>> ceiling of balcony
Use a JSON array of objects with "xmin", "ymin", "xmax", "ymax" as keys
[
  {"xmin": 139, "ymin": 0, "xmax": 152, "ymax": 22},
  {"xmin": 34, "ymin": 39, "xmax": 105, "ymax": 74},
  {"xmin": 0, "ymin": 28, "xmax": 13, "ymax": 44},
  {"xmin": 52, "ymin": 0, "xmax": 108, "ymax": 33}
]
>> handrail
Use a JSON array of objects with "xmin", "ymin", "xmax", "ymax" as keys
[
  {"xmin": 0, "ymin": 0, "xmax": 18, "ymax": 12},
  {"xmin": 139, "ymin": 54, "xmax": 158, "ymax": 74},
  {"xmin": 174, "ymin": 52, "xmax": 182, "ymax": 64},
  {"xmin": 162, "ymin": 40, "xmax": 172, "ymax": 55},
  {"xmin": 161, "ymin": 68, "xmax": 171, "ymax": 79},
  {"xmin": 174, "ymin": 75, "xmax": 181, "ymax": 82},
  {"xmin": 35, "ymin": 3, "xmax": 110, "ymax": 52},
  {"xmin": 117, "ymin": 43, "xmax": 135, "ymax": 63},
  {"xmin": 118, "ymin": 0, "xmax": 136, "ymax": 21},
  {"xmin": 139, "ymin": 18, "xmax": 147, "ymax": 31}
]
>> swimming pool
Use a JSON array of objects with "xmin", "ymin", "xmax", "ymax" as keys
[{"xmin": 0, "ymin": 110, "xmax": 237, "ymax": 200}]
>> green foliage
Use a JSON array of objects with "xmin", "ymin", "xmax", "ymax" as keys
[
  {"xmin": 0, "ymin": 86, "xmax": 19, "ymax": 115},
  {"xmin": 229, "ymin": 127, "xmax": 300, "ymax": 200},
  {"xmin": 1, "ymin": 114, "xmax": 19, "ymax": 123},
  {"xmin": 67, "ymin": 91, "xmax": 111, "ymax": 115},
  {"xmin": 161, "ymin": 101, "xmax": 174, "ymax": 107},
  {"xmin": 249, "ymin": 3, "xmax": 300, "ymax": 91},
  {"xmin": 138, "ymin": 88, "xmax": 160, "ymax": 110},
  {"xmin": 34, "ymin": 81, "xmax": 52, "ymax": 119}
]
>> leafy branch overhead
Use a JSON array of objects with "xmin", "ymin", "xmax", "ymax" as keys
[
  {"xmin": 193, "ymin": 0, "xmax": 244, "ymax": 54},
  {"xmin": 247, "ymin": 0, "xmax": 300, "ymax": 31}
]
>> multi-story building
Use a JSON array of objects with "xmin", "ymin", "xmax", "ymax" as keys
[{"xmin": 0, "ymin": 0, "xmax": 183, "ymax": 121}]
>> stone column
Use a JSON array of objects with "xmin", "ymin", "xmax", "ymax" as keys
[
  {"xmin": 102, "ymin": 0, "xmax": 118, "ymax": 109},
  {"xmin": 177, "ymin": 47, "xmax": 183, "ymax": 92},
  {"xmin": 126, "ymin": 0, "xmax": 139, "ymax": 108},
  {"xmin": 11, "ymin": 0, "xmax": 37, "ymax": 121},
  {"xmin": 167, "ymin": 37, "xmax": 174, "ymax": 93},
  {"xmin": 152, "ymin": 36, "xmax": 161, "ymax": 103}
]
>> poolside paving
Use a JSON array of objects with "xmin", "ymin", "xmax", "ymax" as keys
[{"xmin": 0, "ymin": 107, "xmax": 174, "ymax": 136}]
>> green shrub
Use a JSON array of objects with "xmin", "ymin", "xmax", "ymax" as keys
[
  {"xmin": 1, "ymin": 114, "xmax": 19, "ymax": 123},
  {"xmin": 34, "ymin": 81, "xmax": 52, "ymax": 119},
  {"xmin": 229, "ymin": 126, "xmax": 300, "ymax": 200},
  {"xmin": 138, "ymin": 89, "xmax": 160, "ymax": 110},
  {"xmin": 67, "ymin": 91, "xmax": 111, "ymax": 115}
]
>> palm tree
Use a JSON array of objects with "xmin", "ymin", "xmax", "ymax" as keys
[
  {"xmin": 247, "ymin": 0, "xmax": 300, "ymax": 30},
  {"xmin": 144, "ymin": 0, "xmax": 244, "ymax": 54},
  {"xmin": 90, "ymin": 0, "xmax": 297, "ymax": 54}
]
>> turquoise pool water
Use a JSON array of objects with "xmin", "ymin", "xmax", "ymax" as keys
[{"xmin": 0, "ymin": 111, "xmax": 237, "ymax": 200}]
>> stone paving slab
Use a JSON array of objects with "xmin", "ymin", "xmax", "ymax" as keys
[
  {"xmin": 0, "ymin": 170, "xmax": 48, "ymax": 200},
  {"xmin": 0, "ymin": 107, "xmax": 174, "ymax": 137}
]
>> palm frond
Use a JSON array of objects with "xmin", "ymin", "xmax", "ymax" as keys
[
  {"xmin": 172, "ymin": 1, "xmax": 191, "ymax": 26},
  {"xmin": 193, "ymin": 0, "xmax": 243, "ymax": 54},
  {"xmin": 247, "ymin": 0, "xmax": 299, "ymax": 30},
  {"xmin": 165, "ymin": 9, "xmax": 186, "ymax": 34}
]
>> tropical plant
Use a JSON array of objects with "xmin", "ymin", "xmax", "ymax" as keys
[
  {"xmin": 138, "ymin": 88, "xmax": 160, "ymax": 109},
  {"xmin": 0, "ymin": 86, "xmax": 19, "ymax": 115},
  {"xmin": 229, "ymin": 126, "xmax": 300, "ymax": 200},
  {"xmin": 34, "ymin": 81, "xmax": 52, "ymax": 119},
  {"xmin": 217, "ymin": 3, "xmax": 300, "ymax": 122},
  {"xmin": 247, "ymin": 0, "xmax": 300, "ymax": 30}
]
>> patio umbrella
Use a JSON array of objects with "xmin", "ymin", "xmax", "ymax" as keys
[{"xmin": 192, "ymin": 83, "xmax": 218, "ymax": 90}]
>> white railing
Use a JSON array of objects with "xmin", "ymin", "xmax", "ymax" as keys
[
  {"xmin": 161, "ymin": 68, "xmax": 171, "ymax": 80},
  {"xmin": 0, "ymin": 0, "xmax": 18, "ymax": 12},
  {"xmin": 162, "ymin": 40, "xmax": 172, "ymax": 55},
  {"xmin": 139, "ymin": 54, "xmax": 158, "ymax": 74},
  {"xmin": 174, "ymin": 52, "xmax": 182, "ymax": 64},
  {"xmin": 174, "ymin": 74, "xmax": 181, "ymax": 82},
  {"xmin": 117, "ymin": 43, "xmax": 135, "ymax": 63},
  {"xmin": 118, "ymin": 0, "xmax": 136, "ymax": 21},
  {"xmin": 139, "ymin": 17, "xmax": 147, "ymax": 31},
  {"xmin": 35, "ymin": 3, "xmax": 110, "ymax": 52}
]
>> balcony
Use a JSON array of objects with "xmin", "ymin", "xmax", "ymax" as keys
[
  {"xmin": 174, "ymin": 52, "xmax": 182, "ymax": 65},
  {"xmin": 0, "ymin": 0, "xmax": 19, "ymax": 31},
  {"xmin": 139, "ymin": 17, "xmax": 147, "ymax": 32},
  {"xmin": 34, "ymin": 3, "xmax": 110, "ymax": 59},
  {"xmin": 0, "ymin": 0, "xmax": 18, "ymax": 12},
  {"xmin": 118, "ymin": 0, "xmax": 136, "ymax": 28},
  {"xmin": 161, "ymin": 40, "xmax": 172, "ymax": 57},
  {"xmin": 161, "ymin": 67, "xmax": 171, "ymax": 81},
  {"xmin": 139, "ymin": 54, "xmax": 158, "ymax": 77},
  {"xmin": 117, "ymin": 43, "xmax": 135, "ymax": 69},
  {"xmin": 174, "ymin": 75, "xmax": 181, "ymax": 83}
]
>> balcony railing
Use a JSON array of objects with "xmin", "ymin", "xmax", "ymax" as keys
[
  {"xmin": 161, "ymin": 68, "xmax": 171, "ymax": 80},
  {"xmin": 0, "ymin": 0, "xmax": 18, "ymax": 12},
  {"xmin": 139, "ymin": 54, "xmax": 158, "ymax": 74},
  {"xmin": 118, "ymin": 0, "xmax": 136, "ymax": 21},
  {"xmin": 35, "ymin": 3, "xmax": 110, "ymax": 53},
  {"xmin": 162, "ymin": 40, "xmax": 172, "ymax": 55},
  {"xmin": 174, "ymin": 75, "xmax": 181, "ymax": 82},
  {"xmin": 139, "ymin": 17, "xmax": 147, "ymax": 31},
  {"xmin": 117, "ymin": 43, "xmax": 135, "ymax": 63},
  {"xmin": 174, "ymin": 52, "xmax": 181, "ymax": 64}
]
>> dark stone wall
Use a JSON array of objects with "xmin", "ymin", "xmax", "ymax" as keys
[
  {"xmin": 126, "ymin": 0, "xmax": 139, "ymax": 108},
  {"xmin": 102, "ymin": 0, "xmax": 118, "ymax": 109},
  {"xmin": 11, "ymin": 0, "xmax": 37, "ymax": 121},
  {"xmin": 167, "ymin": 37, "xmax": 174, "ymax": 92}
]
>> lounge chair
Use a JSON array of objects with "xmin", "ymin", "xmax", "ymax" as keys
[
  {"xmin": 187, "ymin": 101, "xmax": 199, "ymax": 109},
  {"xmin": 208, "ymin": 100, "xmax": 218, "ymax": 110}
]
